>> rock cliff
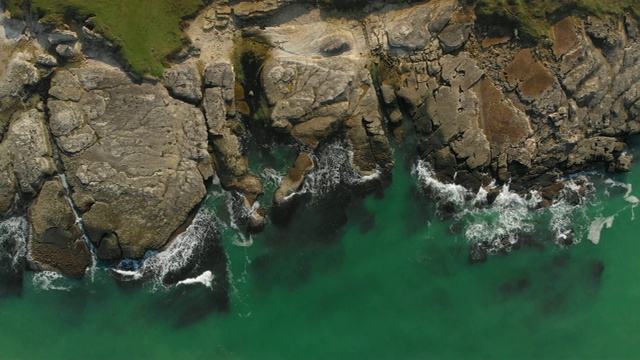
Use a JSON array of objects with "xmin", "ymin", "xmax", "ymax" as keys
[{"xmin": 0, "ymin": 0, "xmax": 639, "ymax": 276}]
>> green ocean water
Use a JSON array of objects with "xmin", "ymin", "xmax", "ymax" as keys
[{"xmin": 0, "ymin": 142, "xmax": 639, "ymax": 360}]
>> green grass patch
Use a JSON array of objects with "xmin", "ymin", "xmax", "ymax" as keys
[
  {"xmin": 476, "ymin": 0, "xmax": 640, "ymax": 42},
  {"xmin": 7, "ymin": 0, "xmax": 208, "ymax": 76}
]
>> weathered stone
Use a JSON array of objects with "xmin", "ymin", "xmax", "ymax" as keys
[
  {"xmin": 613, "ymin": 153, "xmax": 633, "ymax": 172},
  {"xmin": 204, "ymin": 61, "xmax": 234, "ymax": 89},
  {"xmin": 274, "ymin": 152, "xmax": 314, "ymax": 205},
  {"xmin": 36, "ymin": 53, "xmax": 58, "ymax": 67},
  {"xmin": 438, "ymin": 23, "xmax": 470, "ymax": 53},
  {"xmin": 384, "ymin": 0, "xmax": 457, "ymax": 52},
  {"xmin": 48, "ymin": 29, "xmax": 78, "ymax": 45},
  {"xmin": 262, "ymin": 54, "xmax": 393, "ymax": 175},
  {"xmin": 163, "ymin": 62, "xmax": 203, "ymax": 104},
  {"xmin": 5, "ymin": 109, "xmax": 57, "ymax": 195},
  {"xmin": 55, "ymin": 42, "xmax": 82, "ymax": 60},
  {"xmin": 291, "ymin": 116, "xmax": 344, "ymax": 148},
  {"xmin": 0, "ymin": 53, "xmax": 40, "ymax": 112},
  {"xmin": 504, "ymin": 49, "xmax": 556, "ymax": 100},
  {"xmin": 0, "ymin": 144, "xmax": 16, "ymax": 213},
  {"xmin": 47, "ymin": 66, "xmax": 209, "ymax": 259},
  {"xmin": 28, "ymin": 179, "xmax": 91, "ymax": 278}
]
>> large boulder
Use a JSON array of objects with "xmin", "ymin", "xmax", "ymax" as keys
[
  {"xmin": 0, "ymin": 143, "xmax": 17, "ymax": 213},
  {"xmin": 28, "ymin": 179, "xmax": 92, "ymax": 278},
  {"xmin": 47, "ymin": 65, "xmax": 211, "ymax": 259},
  {"xmin": 4, "ymin": 109, "xmax": 57, "ymax": 195},
  {"xmin": 0, "ymin": 53, "xmax": 40, "ymax": 112},
  {"xmin": 163, "ymin": 62, "xmax": 203, "ymax": 104}
]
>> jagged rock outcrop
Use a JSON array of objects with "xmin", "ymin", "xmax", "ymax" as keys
[
  {"xmin": 0, "ymin": 144, "xmax": 17, "ymax": 213},
  {"xmin": 0, "ymin": 52, "xmax": 40, "ymax": 113},
  {"xmin": 28, "ymin": 178, "xmax": 91, "ymax": 278},
  {"xmin": 274, "ymin": 152, "xmax": 314, "ymax": 204},
  {"xmin": 4, "ymin": 109, "xmax": 57, "ymax": 195},
  {"xmin": 260, "ymin": 20, "xmax": 394, "ymax": 186},
  {"xmin": 366, "ymin": 0, "xmax": 639, "ymax": 193},
  {"xmin": 202, "ymin": 60, "xmax": 266, "ymax": 229},
  {"xmin": 2, "ymin": 0, "xmax": 640, "ymax": 276},
  {"xmin": 163, "ymin": 62, "xmax": 203, "ymax": 104},
  {"xmin": 47, "ymin": 64, "xmax": 212, "ymax": 259}
]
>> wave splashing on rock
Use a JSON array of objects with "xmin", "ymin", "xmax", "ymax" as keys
[
  {"xmin": 300, "ymin": 140, "xmax": 377, "ymax": 201},
  {"xmin": 0, "ymin": 216, "xmax": 28, "ymax": 268},
  {"xmin": 411, "ymin": 160, "xmax": 606, "ymax": 261},
  {"xmin": 112, "ymin": 209, "xmax": 223, "ymax": 291}
]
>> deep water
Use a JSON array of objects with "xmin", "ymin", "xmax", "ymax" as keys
[{"xmin": 0, "ymin": 142, "xmax": 639, "ymax": 360}]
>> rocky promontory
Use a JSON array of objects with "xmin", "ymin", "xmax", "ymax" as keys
[{"xmin": 0, "ymin": 0, "xmax": 639, "ymax": 277}]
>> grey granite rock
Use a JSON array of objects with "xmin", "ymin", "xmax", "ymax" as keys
[{"xmin": 47, "ymin": 66, "xmax": 210, "ymax": 258}]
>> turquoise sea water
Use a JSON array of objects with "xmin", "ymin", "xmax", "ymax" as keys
[{"xmin": 0, "ymin": 140, "xmax": 639, "ymax": 359}]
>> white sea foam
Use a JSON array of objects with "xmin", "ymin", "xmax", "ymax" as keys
[
  {"xmin": 32, "ymin": 271, "xmax": 71, "ymax": 291},
  {"xmin": 261, "ymin": 167, "xmax": 284, "ymax": 189},
  {"xmin": 177, "ymin": 270, "xmax": 214, "ymax": 289},
  {"xmin": 299, "ymin": 140, "xmax": 382, "ymax": 200},
  {"xmin": 0, "ymin": 216, "xmax": 28, "ymax": 268},
  {"xmin": 110, "ymin": 269, "xmax": 143, "ymax": 281},
  {"xmin": 411, "ymin": 160, "xmax": 594, "ymax": 250},
  {"xmin": 115, "ymin": 210, "xmax": 218, "ymax": 290},
  {"xmin": 587, "ymin": 216, "xmax": 615, "ymax": 244}
]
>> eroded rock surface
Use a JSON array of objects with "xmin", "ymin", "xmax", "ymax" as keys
[
  {"xmin": 2, "ymin": 0, "xmax": 640, "ymax": 276},
  {"xmin": 28, "ymin": 178, "xmax": 91, "ymax": 278},
  {"xmin": 47, "ymin": 65, "xmax": 211, "ymax": 259}
]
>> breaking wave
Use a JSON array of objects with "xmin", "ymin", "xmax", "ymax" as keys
[
  {"xmin": 112, "ymin": 209, "xmax": 221, "ymax": 290},
  {"xmin": 0, "ymin": 216, "xmax": 28, "ymax": 269},
  {"xmin": 32, "ymin": 271, "xmax": 71, "ymax": 292},
  {"xmin": 299, "ymin": 140, "xmax": 381, "ymax": 201},
  {"xmin": 410, "ymin": 160, "xmax": 626, "ymax": 254}
]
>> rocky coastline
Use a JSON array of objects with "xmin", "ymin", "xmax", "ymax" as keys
[{"xmin": 0, "ymin": 0, "xmax": 638, "ymax": 279}]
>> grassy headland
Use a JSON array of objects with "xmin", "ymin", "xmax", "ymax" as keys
[
  {"xmin": 5, "ymin": 0, "xmax": 208, "ymax": 76},
  {"xmin": 476, "ymin": 0, "xmax": 640, "ymax": 41},
  {"xmin": 3, "ymin": 0, "xmax": 640, "ymax": 75}
]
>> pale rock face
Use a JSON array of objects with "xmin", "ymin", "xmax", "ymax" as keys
[
  {"xmin": 163, "ymin": 62, "xmax": 203, "ymax": 104},
  {"xmin": 261, "ymin": 20, "xmax": 394, "ymax": 177},
  {"xmin": 28, "ymin": 178, "xmax": 92, "ymax": 278},
  {"xmin": 0, "ymin": 143, "xmax": 17, "ymax": 213},
  {"xmin": 46, "ymin": 65, "xmax": 210, "ymax": 259},
  {"xmin": 0, "ymin": 53, "xmax": 40, "ymax": 112},
  {"xmin": 5, "ymin": 110, "xmax": 57, "ymax": 195}
]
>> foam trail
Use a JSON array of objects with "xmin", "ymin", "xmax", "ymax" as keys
[
  {"xmin": 177, "ymin": 270, "xmax": 214, "ymax": 289},
  {"xmin": 58, "ymin": 173, "xmax": 98, "ymax": 280},
  {"xmin": 0, "ymin": 216, "xmax": 28, "ymax": 268},
  {"xmin": 32, "ymin": 271, "xmax": 71, "ymax": 291},
  {"xmin": 113, "ymin": 209, "xmax": 219, "ymax": 290},
  {"xmin": 411, "ymin": 160, "xmax": 595, "ymax": 251},
  {"xmin": 588, "ymin": 216, "xmax": 615, "ymax": 244}
]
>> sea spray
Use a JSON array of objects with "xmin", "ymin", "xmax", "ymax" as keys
[
  {"xmin": 411, "ymin": 160, "xmax": 598, "ymax": 256},
  {"xmin": 585, "ymin": 177, "xmax": 639, "ymax": 244},
  {"xmin": 299, "ymin": 140, "xmax": 384, "ymax": 201},
  {"xmin": 32, "ymin": 271, "xmax": 71, "ymax": 292},
  {"xmin": 0, "ymin": 216, "xmax": 28, "ymax": 268},
  {"xmin": 0, "ymin": 216, "xmax": 28, "ymax": 296},
  {"xmin": 112, "ymin": 209, "xmax": 222, "ymax": 290}
]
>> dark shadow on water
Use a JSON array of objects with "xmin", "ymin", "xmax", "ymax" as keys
[
  {"xmin": 113, "ymin": 214, "xmax": 231, "ymax": 329},
  {"xmin": 255, "ymin": 183, "xmax": 377, "ymax": 293},
  {"xmin": 495, "ymin": 249, "xmax": 605, "ymax": 316}
]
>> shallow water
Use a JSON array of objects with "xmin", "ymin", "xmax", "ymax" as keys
[{"xmin": 0, "ymin": 143, "xmax": 639, "ymax": 359}]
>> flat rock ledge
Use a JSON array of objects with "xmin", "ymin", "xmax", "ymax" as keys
[{"xmin": 47, "ymin": 65, "xmax": 211, "ymax": 262}]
